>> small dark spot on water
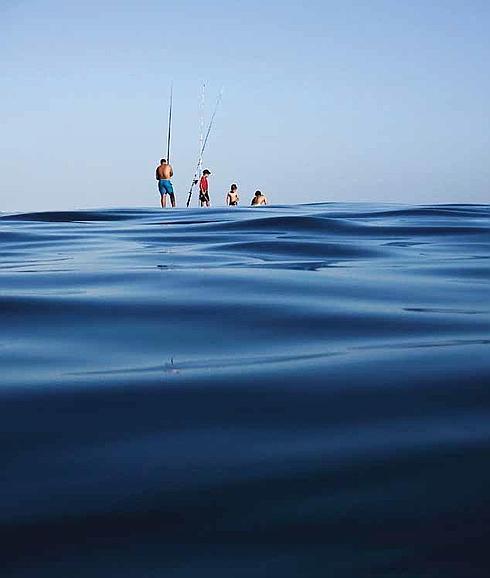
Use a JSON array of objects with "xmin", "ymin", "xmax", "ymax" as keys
[{"xmin": 404, "ymin": 307, "xmax": 488, "ymax": 315}]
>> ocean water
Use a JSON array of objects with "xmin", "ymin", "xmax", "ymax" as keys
[{"xmin": 1, "ymin": 202, "xmax": 489, "ymax": 577}]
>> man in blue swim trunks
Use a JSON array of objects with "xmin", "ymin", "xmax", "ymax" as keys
[{"xmin": 155, "ymin": 159, "xmax": 175, "ymax": 208}]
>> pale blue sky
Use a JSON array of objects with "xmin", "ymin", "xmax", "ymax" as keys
[{"xmin": 1, "ymin": 0, "xmax": 489, "ymax": 210}]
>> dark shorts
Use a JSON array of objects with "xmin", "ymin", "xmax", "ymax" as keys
[
  {"xmin": 158, "ymin": 179, "xmax": 174, "ymax": 195},
  {"xmin": 199, "ymin": 192, "xmax": 209, "ymax": 202}
]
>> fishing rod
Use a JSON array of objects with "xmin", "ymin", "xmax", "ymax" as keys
[
  {"xmin": 166, "ymin": 84, "xmax": 173, "ymax": 161},
  {"xmin": 198, "ymin": 82, "xmax": 206, "ymax": 182},
  {"xmin": 186, "ymin": 88, "xmax": 223, "ymax": 208}
]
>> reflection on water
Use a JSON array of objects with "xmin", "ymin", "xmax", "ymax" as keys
[{"xmin": 1, "ymin": 203, "xmax": 489, "ymax": 577}]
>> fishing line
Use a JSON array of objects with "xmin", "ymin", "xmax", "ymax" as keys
[{"xmin": 186, "ymin": 88, "xmax": 223, "ymax": 208}]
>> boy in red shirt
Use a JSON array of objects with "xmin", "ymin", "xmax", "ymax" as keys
[{"xmin": 199, "ymin": 169, "xmax": 211, "ymax": 207}]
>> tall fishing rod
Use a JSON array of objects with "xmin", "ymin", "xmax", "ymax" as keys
[
  {"xmin": 186, "ymin": 88, "xmax": 223, "ymax": 208},
  {"xmin": 198, "ymin": 82, "xmax": 206, "ymax": 181},
  {"xmin": 166, "ymin": 84, "xmax": 173, "ymax": 161}
]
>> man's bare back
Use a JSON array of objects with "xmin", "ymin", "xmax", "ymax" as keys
[
  {"xmin": 156, "ymin": 162, "xmax": 173, "ymax": 180},
  {"xmin": 251, "ymin": 191, "xmax": 267, "ymax": 205}
]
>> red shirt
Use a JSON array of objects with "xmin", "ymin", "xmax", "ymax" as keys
[{"xmin": 199, "ymin": 176, "xmax": 209, "ymax": 192}]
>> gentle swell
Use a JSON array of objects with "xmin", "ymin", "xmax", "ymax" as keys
[{"xmin": 1, "ymin": 202, "xmax": 489, "ymax": 578}]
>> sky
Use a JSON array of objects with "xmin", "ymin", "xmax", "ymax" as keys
[{"xmin": 1, "ymin": 0, "xmax": 489, "ymax": 211}]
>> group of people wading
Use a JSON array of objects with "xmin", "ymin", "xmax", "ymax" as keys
[{"xmin": 155, "ymin": 159, "xmax": 268, "ymax": 208}]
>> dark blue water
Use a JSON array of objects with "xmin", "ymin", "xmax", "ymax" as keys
[{"xmin": 1, "ymin": 203, "xmax": 489, "ymax": 577}]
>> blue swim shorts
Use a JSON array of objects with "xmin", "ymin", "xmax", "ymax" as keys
[{"xmin": 158, "ymin": 179, "xmax": 174, "ymax": 195}]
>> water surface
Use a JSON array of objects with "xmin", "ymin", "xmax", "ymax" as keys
[{"xmin": 1, "ymin": 203, "xmax": 489, "ymax": 577}]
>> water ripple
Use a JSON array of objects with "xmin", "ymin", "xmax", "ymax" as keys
[{"xmin": 1, "ymin": 202, "xmax": 489, "ymax": 577}]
